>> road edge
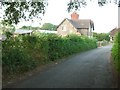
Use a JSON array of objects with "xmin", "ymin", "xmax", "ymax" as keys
[{"xmin": 109, "ymin": 53, "xmax": 119, "ymax": 88}]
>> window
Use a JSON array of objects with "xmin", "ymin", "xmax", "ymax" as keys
[{"xmin": 61, "ymin": 25, "xmax": 66, "ymax": 31}]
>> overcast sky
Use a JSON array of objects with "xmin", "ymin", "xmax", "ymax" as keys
[{"xmin": 16, "ymin": 0, "xmax": 118, "ymax": 33}]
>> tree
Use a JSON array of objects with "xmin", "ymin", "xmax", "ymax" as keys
[
  {"xmin": 40, "ymin": 23, "xmax": 57, "ymax": 31},
  {"xmin": 1, "ymin": 0, "xmax": 48, "ymax": 24},
  {"xmin": 21, "ymin": 26, "xmax": 28, "ymax": 29},
  {"xmin": 93, "ymin": 32, "xmax": 110, "ymax": 41},
  {"xmin": 67, "ymin": 0, "xmax": 119, "ymax": 12},
  {"xmin": 0, "ymin": 0, "xmax": 119, "ymax": 25},
  {"xmin": 20, "ymin": 25, "xmax": 40, "ymax": 30},
  {"xmin": 0, "ymin": 20, "xmax": 15, "ymax": 38},
  {"xmin": 0, "ymin": 20, "xmax": 15, "ymax": 34}
]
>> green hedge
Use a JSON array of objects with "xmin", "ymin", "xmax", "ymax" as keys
[
  {"xmin": 112, "ymin": 30, "xmax": 120, "ymax": 72},
  {"xmin": 2, "ymin": 33, "xmax": 97, "ymax": 79}
]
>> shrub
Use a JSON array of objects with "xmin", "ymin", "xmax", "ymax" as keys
[
  {"xmin": 2, "ymin": 37, "xmax": 36, "ymax": 76},
  {"xmin": 47, "ymin": 34, "xmax": 97, "ymax": 61},
  {"xmin": 2, "ymin": 33, "xmax": 97, "ymax": 80},
  {"xmin": 112, "ymin": 31, "xmax": 120, "ymax": 71}
]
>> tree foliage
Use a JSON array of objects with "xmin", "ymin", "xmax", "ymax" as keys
[
  {"xmin": 0, "ymin": 0, "xmax": 119, "ymax": 25},
  {"xmin": 67, "ymin": 0, "xmax": 119, "ymax": 12},
  {"xmin": 112, "ymin": 30, "xmax": 120, "ymax": 71},
  {"xmin": 93, "ymin": 32, "xmax": 110, "ymax": 41},
  {"xmin": 40, "ymin": 23, "xmax": 57, "ymax": 31},
  {"xmin": 20, "ymin": 25, "xmax": 40, "ymax": 30},
  {"xmin": 0, "ymin": 20, "xmax": 15, "ymax": 36},
  {"xmin": 67, "ymin": 0, "xmax": 87, "ymax": 12},
  {"xmin": 1, "ymin": 0, "xmax": 48, "ymax": 24}
]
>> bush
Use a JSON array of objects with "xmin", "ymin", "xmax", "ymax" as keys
[
  {"xmin": 112, "ymin": 31, "xmax": 120, "ymax": 71},
  {"xmin": 2, "ymin": 37, "xmax": 36, "ymax": 78},
  {"xmin": 2, "ymin": 33, "xmax": 97, "ymax": 79},
  {"xmin": 47, "ymin": 34, "xmax": 97, "ymax": 61}
]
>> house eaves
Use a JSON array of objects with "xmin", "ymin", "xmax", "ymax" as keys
[
  {"xmin": 67, "ymin": 18, "xmax": 93, "ymax": 29},
  {"xmin": 57, "ymin": 18, "xmax": 94, "ymax": 31}
]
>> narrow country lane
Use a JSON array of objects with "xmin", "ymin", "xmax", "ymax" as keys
[{"xmin": 5, "ymin": 45, "xmax": 115, "ymax": 88}]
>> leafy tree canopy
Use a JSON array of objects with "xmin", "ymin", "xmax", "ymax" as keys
[
  {"xmin": 0, "ymin": 0, "xmax": 119, "ymax": 25},
  {"xmin": 1, "ymin": 0, "xmax": 48, "ymax": 24},
  {"xmin": 40, "ymin": 23, "xmax": 57, "ymax": 31},
  {"xmin": 20, "ymin": 25, "xmax": 40, "ymax": 30},
  {"xmin": 93, "ymin": 32, "xmax": 110, "ymax": 41},
  {"xmin": 0, "ymin": 20, "xmax": 15, "ymax": 34},
  {"xmin": 67, "ymin": 0, "xmax": 119, "ymax": 12},
  {"xmin": 0, "ymin": 20, "xmax": 15, "ymax": 38}
]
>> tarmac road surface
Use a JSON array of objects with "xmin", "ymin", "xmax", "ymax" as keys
[{"xmin": 5, "ymin": 45, "xmax": 115, "ymax": 88}]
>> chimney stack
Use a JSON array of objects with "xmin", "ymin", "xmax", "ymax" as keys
[{"xmin": 71, "ymin": 12, "xmax": 79, "ymax": 20}]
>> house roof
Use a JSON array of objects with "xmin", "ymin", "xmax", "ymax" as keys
[
  {"xmin": 67, "ymin": 18, "xmax": 94, "ymax": 29},
  {"xmin": 110, "ymin": 28, "xmax": 119, "ymax": 37},
  {"xmin": 57, "ymin": 18, "xmax": 94, "ymax": 30},
  {"xmin": 14, "ymin": 29, "xmax": 33, "ymax": 34}
]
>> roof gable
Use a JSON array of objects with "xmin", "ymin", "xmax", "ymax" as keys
[
  {"xmin": 67, "ymin": 18, "xmax": 94, "ymax": 29},
  {"xmin": 110, "ymin": 28, "xmax": 119, "ymax": 37},
  {"xmin": 56, "ymin": 18, "xmax": 67, "ymax": 28},
  {"xmin": 57, "ymin": 18, "xmax": 94, "ymax": 30}
]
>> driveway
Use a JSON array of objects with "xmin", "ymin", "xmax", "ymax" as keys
[{"xmin": 4, "ymin": 45, "xmax": 115, "ymax": 88}]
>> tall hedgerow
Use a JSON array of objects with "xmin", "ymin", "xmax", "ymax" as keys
[
  {"xmin": 2, "ymin": 33, "xmax": 97, "ymax": 80},
  {"xmin": 112, "ymin": 30, "xmax": 120, "ymax": 71}
]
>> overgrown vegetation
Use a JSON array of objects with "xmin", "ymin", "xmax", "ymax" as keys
[
  {"xmin": 93, "ymin": 32, "xmax": 110, "ymax": 47},
  {"xmin": 112, "ymin": 30, "xmax": 120, "ymax": 72},
  {"xmin": 2, "ymin": 33, "xmax": 97, "ymax": 81},
  {"xmin": 93, "ymin": 32, "xmax": 110, "ymax": 41},
  {"xmin": 0, "ymin": 20, "xmax": 15, "ymax": 35},
  {"xmin": 20, "ymin": 26, "xmax": 40, "ymax": 30},
  {"xmin": 40, "ymin": 23, "xmax": 57, "ymax": 31},
  {"xmin": 19, "ymin": 23, "xmax": 57, "ymax": 31}
]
